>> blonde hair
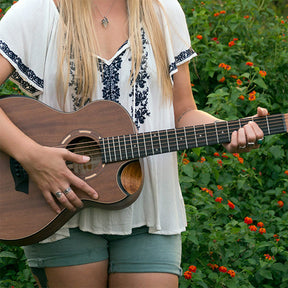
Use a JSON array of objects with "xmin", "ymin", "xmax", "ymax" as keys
[{"xmin": 57, "ymin": 0, "xmax": 172, "ymax": 110}]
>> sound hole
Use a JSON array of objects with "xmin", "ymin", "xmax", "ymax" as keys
[{"xmin": 66, "ymin": 136, "xmax": 101, "ymax": 177}]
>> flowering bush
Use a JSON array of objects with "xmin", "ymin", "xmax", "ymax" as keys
[
  {"xmin": 179, "ymin": 0, "xmax": 288, "ymax": 287},
  {"xmin": 1, "ymin": 0, "xmax": 288, "ymax": 287}
]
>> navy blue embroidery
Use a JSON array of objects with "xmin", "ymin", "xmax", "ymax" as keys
[
  {"xmin": 169, "ymin": 47, "xmax": 196, "ymax": 74},
  {"xmin": 0, "ymin": 40, "xmax": 43, "ymax": 93},
  {"xmin": 99, "ymin": 49, "xmax": 126, "ymax": 103},
  {"xmin": 129, "ymin": 29, "xmax": 151, "ymax": 129}
]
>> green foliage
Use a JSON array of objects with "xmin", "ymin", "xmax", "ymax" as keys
[
  {"xmin": 1, "ymin": 0, "xmax": 288, "ymax": 287},
  {"xmin": 179, "ymin": 0, "xmax": 288, "ymax": 287}
]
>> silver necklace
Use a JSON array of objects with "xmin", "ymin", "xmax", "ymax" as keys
[{"xmin": 95, "ymin": 0, "xmax": 117, "ymax": 28}]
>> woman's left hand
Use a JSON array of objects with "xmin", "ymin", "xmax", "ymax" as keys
[{"xmin": 223, "ymin": 107, "xmax": 269, "ymax": 153}]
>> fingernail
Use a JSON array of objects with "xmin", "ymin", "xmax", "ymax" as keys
[
  {"xmin": 83, "ymin": 156, "xmax": 90, "ymax": 161},
  {"xmin": 93, "ymin": 193, "xmax": 99, "ymax": 199}
]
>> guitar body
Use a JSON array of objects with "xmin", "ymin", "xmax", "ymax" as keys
[{"xmin": 0, "ymin": 96, "xmax": 143, "ymax": 245}]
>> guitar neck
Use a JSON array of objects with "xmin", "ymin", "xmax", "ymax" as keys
[{"xmin": 101, "ymin": 114, "xmax": 288, "ymax": 163}]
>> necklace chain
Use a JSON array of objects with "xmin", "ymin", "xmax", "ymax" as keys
[{"xmin": 94, "ymin": 0, "xmax": 117, "ymax": 28}]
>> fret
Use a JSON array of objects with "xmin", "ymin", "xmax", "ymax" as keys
[
  {"xmin": 135, "ymin": 134, "xmax": 141, "ymax": 157},
  {"xmin": 101, "ymin": 137, "xmax": 107, "ymax": 163},
  {"xmin": 166, "ymin": 129, "xmax": 171, "ymax": 152},
  {"xmin": 112, "ymin": 137, "xmax": 118, "ymax": 162},
  {"xmin": 149, "ymin": 132, "xmax": 154, "ymax": 155},
  {"xmin": 159, "ymin": 131, "xmax": 170, "ymax": 154},
  {"xmin": 167, "ymin": 128, "xmax": 177, "ymax": 151},
  {"xmin": 143, "ymin": 132, "xmax": 153, "ymax": 155},
  {"xmin": 194, "ymin": 125, "xmax": 206, "ymax": 146},
  {"xmin": 151, "ymin": 132, "xmax": 161, "ymax": 154},
  {"xmin": 175, "ymin": 130, "xmax": 179, "ymax": 151},
  {"xmin": 130, "ymin": 134, "xmax": 139, "ymax": 158},
  {"xmin": 266, "ymin": 116, "xmax": 271, "ymax": 135},
  {"xmin": 204, "ymin": 125, "xmax": 208, "ymax": 146},
  {"xmin": 117, "ymin": 136, "xmax": 122, "ymax": 161},
  {"xmin": 214, "ymin": 122, "xmax": 219, "ymax": 144},
  {"xmin": 123, "ymin": 135, "xmax": 129, "ymax": 160},
  {"xmin": 141, "ymin": 133, "xmax": 148, "ymax": 157},
  {"xmin": 183, "ymin": 127, "xmax": 188, "ymax": 148},
  {"xmin": 215, "ymin": 121, "xmax": 229, "ymax": 143},
  {"xmin": 107, "ymin": 137, "xmax": 113, "ymax": 163},
  {"xmin": 176, "ymin": 128, "xmax": 188, "ymax": 150},
  {"xmin": 226, "ymin": 121, "xmax": 231, "ymax": 142},
  {"xmin": 193, "ymin": 126, "xmax": 198, "ymax": 147}
]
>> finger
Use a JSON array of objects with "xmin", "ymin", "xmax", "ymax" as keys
[
  {"xmin": 223, "ymin": 131, "xmax": 238, "ymax": 152},
  {"xmin": 42, "ymin": 190, "xmax": 62, "ymax": 214},
  {"xmin": 69, "ymin": 172, "xmax": 99, "ymax": 200},
  {"xmin": 256, "ymin": 107, "xmax": 268, "ymax": 117},
  {"xmin": 243, "ymin": 123, "xmax": 257, "ymax": 146},
  {"xmin": 53, "ymin": 190, "xmax": 76, "ymax": 212},
  {"xmin": 237, "ymin": 127, "xmax": 247, "ymax": 148},
  {"xmin": 61, "ymin": 186, "xmax": 84, "ymax": 209},
  {"xmin": 63, "ymin": 149, "xmax": 91, "ymax": 164},
  {"xmin": 249, "ymin": 121, "xmax": 264, "ymax": 140}
]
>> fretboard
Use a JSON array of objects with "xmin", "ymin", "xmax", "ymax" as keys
[{"xmin": 101, "ymin": 114, "xmax": 287, "ymax": 164}]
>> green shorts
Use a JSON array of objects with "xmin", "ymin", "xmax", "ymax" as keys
[{"xmin": 24, "ymin": 226, "xmax": 182, "ymax": 286}]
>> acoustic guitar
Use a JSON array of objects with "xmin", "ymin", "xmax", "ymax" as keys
[{"xmin": 0, "ymin": 96, "xmax": 286, "ymax": 245}]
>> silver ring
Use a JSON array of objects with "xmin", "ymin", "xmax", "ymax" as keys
[
  {"xmin": 239, "ymin": 145, "xmax": 246, "ymax": 149},
  {"xmin": 247, "ymin": 142, "xmax": 255, "ymax": 147},
  {"xmin": 55, "ymin": 191, "xmax": 62, "ymax": 198},
  {"xmin": 64, "ymin": 187, "xmax": 72, "ymax": 195}
]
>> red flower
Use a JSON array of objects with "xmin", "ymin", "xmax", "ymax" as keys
[
  {"xmin": 184, "ymin": 271, "xmax": 192, "ymax": 280},
  {"xmin": 219, "ymin": 77, "xmax": 225, "ymax": 83},
  {"xmin": 259, "ymin": 70, "xmax": 267, "ymax": 77},
  {"xmin": 257, "ymin": 222, "xmax": 264, "ymax": 227},
  {"xmin": 236, "ymin": 79, "xmax": 243, "ymax": 85},
  {"xmin": 285, "ymin": 170, "xmax": 288, "ymax": 175},
  {"xmin": 219, "ymin": 266, "xmax": 227, "ymax": 273},
  {"xmin": 249, "ymin": 225, "xmax": 257, "ymax": 231},
  {"xmin": 259, "ymin": 228, "xmax": 266, "ymax": 234},
  {"xmin": 238, "ymin": 157, "xmax": 244, "ymax": 164},
  {"xmin": 189, "ymin": 265, "xmax": 197, "ymax": 273},
  {"xmin": 227, "ymin": 200, "xmax": 235, "ymax": 209},
  {"xmin": 244, "ymin": 15, "xmax": 250, "ymax": 19},
  {"xmin": 278, "ymin": 200, "xmax": 284, "ymax": 208},
  {"xmin": 215, "ymin": 197, "xmax": 223, "ymax": 203},
  {"xmin": 214, "ymin": 12, "xmax": 220, "ymax": 17},
  {"xmin": 246, "ymin": 61, "xmax": 254, "ymax": 66},
  {"xmin": 214, "ymin": 152, "xmax": 220, "ymax": 157},
  {"xmin": 220, "ymin": 10, "xmax": 226, "ymax": 14},
  {"xmin": 238, "ymin": 95, "xmax": 245, "ymax": 100},
  {"xmin": 244, "ymin": 217, "xmax": 253, "ymax": 225},
  {"xmin": 228, "ymin": 41, "xmax": 235, "ymax": 47},
  {"xmin": 227, "ymin": 270, "xmax": 236, "ymax": 277},
  {"xmin": 196, "ymin": 35, "xmax": 203, "ymax": 40}
]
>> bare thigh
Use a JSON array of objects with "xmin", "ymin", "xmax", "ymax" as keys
[
  {"xmin": 109, "ymin": 272, "xmax": 179, "ymax": 288},
  {"xmin": 43, "ymin": 260, "xmax": 109, "ymax": 288}
]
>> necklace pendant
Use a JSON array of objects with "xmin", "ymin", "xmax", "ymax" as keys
[{"xmin": 101, "ymin": 17, "xmax": 109, "ymax": 28}]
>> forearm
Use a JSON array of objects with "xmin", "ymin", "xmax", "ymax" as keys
[{"xmin": 176, "ymin": 107, "xmax": 219, "ymax": 128}]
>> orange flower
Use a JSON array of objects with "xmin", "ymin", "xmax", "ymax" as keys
[
  {"xmin": 189, "ymin": 265, "xmax": 197, "ymax": 273},
  {"xmin": 238, "ymin": 157, "xmax": 244, "ymax": 164},
  {"xmin": 236, "ymin": 79, "xmax": 243, "ymax": 85},
  {"xmin": 228, "ymin": 41, "xmax": 235, "ymax": 47},
  {"xmin": 219, "ymin": 77, "xmax": 225, "ymax": 83},
  {"xmin": 220, "ymin": 10, "xmax": 226, "ymax": 14},
  {"xmin": 196, "ymin": 35, "xmax": 203, "ymax": 40},
  {"xmin": 191, "ymin": 83, "xmax": 195, "ymax": 87},
  {"xmin": 231, "ymin": 75, "xmax": 238, "ymax": 79},
  {"xmin": 238, "ymin": 95, "xmax": 245, "ymax": 100},
  {"xmin": 219, "ymin": 63, "xmax": 226, "ymax": 68},
  {"xmin": 227, "ymin": 270, "xmax": 236, "ymax": 278},
  {"xmin": 225, "ymin": 65, "xmax": 231, "ymax": 71},
  {"xmin": 259, "ymin": 228, "xmax": 266, "ymax": 234},
  {"xmin": 214, "ymin": 12, "xmax": 220, "ymax": 17},
  {"xmin": 244, "ymin": 15, "xmax": 250, "ymax": 19},
  {"xmin": 215, "ymin": 197, "xmax": 223, "ymax": 203},
  {"xmin": 184, "ymin": 271, "xmax": 192, "ymax": 280},
  {"xmin": 285, "ymin": 170, "xmax": 288, "ymax": 175},
  {"xmin": 182, "ymin": 158, "xmax": 190, "ymax": 165},
  {"xmin": 278, "ymin": 200, "xmax": 284, "ymax": 208},
  {"xmin": 214, "ymin": 152, "xmax": 220, "ymax": 157},
  {"xmin": 219, "ymin": 266, "xmax": 227, "ymax": 273},
  {"xmin": 217, "ymin": 185, "xmax": 223, "ymax": 190},
  {"xmin": 244, "ymin": 217, "xmax": 253, "ymax": 224},
  {"xmin": 200, "ymin": 157, "xmax": 206, "ymax": 163},
  {"xmin": 249, "ymin": 225, "xmax": 257, "ymax": 231},
  {"xmin": 249, "ymin": 91, "xmax": 256, "ymax": 101},
  {"xmin": 227, "ymin": 200, "xmax": 235, "ymax": 209},
  {"xmin": 257, "ymin": 222, "xmax": 264, "ymax": 227},
  {"xmin": 217, "ymin": 159, "xmax": 223, "ymax": 167},
  {"xmin": 246, "ymin": 61, "xmax": 254, "ymax": 66},
  {"xmin": 259, "ymin": 70, "xmax": 267, "ymax": 77}
]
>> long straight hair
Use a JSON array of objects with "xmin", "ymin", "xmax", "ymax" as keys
[{"xmin": 57, "ymin": 0, "xmax": 172, "ymax": 110}]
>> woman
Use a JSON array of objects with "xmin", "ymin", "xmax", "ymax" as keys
[{"xmin": 0, "ymin": 0, "xmax": 267, "ymax": 287}]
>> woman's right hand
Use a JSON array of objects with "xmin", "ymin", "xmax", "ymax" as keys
[{"xmin": 20, "ymin": 144, "xmax": 98, "ymax": 214}]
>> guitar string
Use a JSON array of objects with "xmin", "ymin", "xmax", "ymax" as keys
[{"xmin": 62, "ymin": 117, "xmax": 286, "ymax": 158}]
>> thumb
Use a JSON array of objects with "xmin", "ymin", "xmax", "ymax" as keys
[{"xmin": 64, "ymin": 150, "xmax": 91, "ymax": 164}]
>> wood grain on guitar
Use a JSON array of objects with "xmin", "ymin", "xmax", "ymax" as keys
[{"xmin": 0, "ymin": 96, "xmax": 286, "ymax": 245}]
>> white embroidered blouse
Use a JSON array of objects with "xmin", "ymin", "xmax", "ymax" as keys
[{"xmin": 0, "ymin": 0, "xmax": 197, "ymax": 242}]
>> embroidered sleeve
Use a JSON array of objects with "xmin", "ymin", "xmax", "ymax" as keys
[
  {"xmin": 0, "ymin": 0, "xmax": 52, "ymax": 96},
  {"xmin": 159, "ymin": 0, "xmax": 197, "ymax": 77}
]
